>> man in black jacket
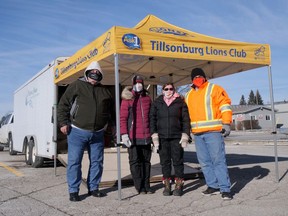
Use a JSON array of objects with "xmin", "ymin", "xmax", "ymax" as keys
[{"xmin": 58, "ymin": 61, "xmax": 113, "ymax": 202}]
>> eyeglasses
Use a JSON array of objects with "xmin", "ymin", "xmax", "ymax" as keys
[{"xmin": 164, "ymin": 88, "xmax": 174, "ymax": 91}]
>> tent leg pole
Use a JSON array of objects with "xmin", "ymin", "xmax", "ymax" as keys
[
  {"xmin": 114, "ymin": 53, "xmax": 122, "ymax": 199},
  {"xmin": 268, "ymin": 65, "xmax": 279, "ymax": 182}
]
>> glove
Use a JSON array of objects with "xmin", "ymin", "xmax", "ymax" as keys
[
  {"xmin": 121, "ymin": 134, "xmax": 131, "ymax": 148},
  {"xmin": 179, "ymin": 133, "xmax": 189, "ymax": 148},
  {"xmin": 222, "ymin": 124, "xmax": 231, "ymax": 137},
  {"xmin": 151, "ymin": 133, "xmax": 159, "ymax": 153}
]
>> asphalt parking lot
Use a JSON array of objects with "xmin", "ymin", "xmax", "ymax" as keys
[{"xmin": 1, "ymin": 131, "xmax": 288, "ymax": 216}]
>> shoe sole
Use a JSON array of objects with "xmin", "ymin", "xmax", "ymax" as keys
[
  {"xmin": 173, "ymin": 193, "xmax": 182, "ymax": 196},
  {"xmin": 201, "ymin": 191, "xmax": 220, "ymax": 196},
  {"xmin": 222, "ymin": 196, "xmax": 232, "ymax": 200},
  {"xmin": 69, "ymin": 198, "xmax": 80, "ymax": 201},
  {"xmin": 222, "ymin": 197, "xmax": 232, "ymax": 200},
  {"xmin": 163, "ymin": 193, "xmax": 172, "ymax": 196}
]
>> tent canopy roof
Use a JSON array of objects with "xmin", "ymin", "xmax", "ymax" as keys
[{"xmin": 54, "ymin": 14, "xmax": 271, "ymax": 86}]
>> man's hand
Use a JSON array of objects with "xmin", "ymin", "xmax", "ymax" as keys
[
  {"xmin": 60, "ymin": 125, "xmax": 69, "ymax": 135},
  {"xmin": 222, "ymin": 124, "xmax": 231, "ymax": 137},
  {"xmin": 121, "ymin": 134, "xmax": 132, "ymax": 148},
  {"xmin": 179, "ymin": 133, "xmax": 189, "ymax": 148}
]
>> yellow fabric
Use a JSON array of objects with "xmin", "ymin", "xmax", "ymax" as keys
[
  {"xmin": 185, "ymin": 82, "xmax": 232, "ymax": 134},
  {"xmin": 54, "ymin": 15, "xmax": 271, "ymax": 85}
]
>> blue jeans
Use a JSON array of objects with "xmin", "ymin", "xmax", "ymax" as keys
[
  {"xmin": 194, "ymin": 132, "xmax": 231, "ymax": 193},
  {"xmin": 67, "ymin": 127, "xmax": 104, "ymax": 193}
]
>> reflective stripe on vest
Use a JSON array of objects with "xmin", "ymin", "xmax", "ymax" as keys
[
  {"xmin": 220, "ymin": 104, "xmax": 232, "ymax": 113},
  {"xmin": 191, "ymin": 119, "xmax": 222, "ymax": 129},
  {"xmin": 205, "ymin": 83, "xmax": 214, "ymax": 120}
]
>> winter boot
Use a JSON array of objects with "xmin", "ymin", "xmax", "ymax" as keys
[
  {"xmin": 162, "ymin": 178, "xmax": 172, "ymax": 196},
  {"xmin": 173, "ymin": 178, "xmax": 184, "ymax": 196},
  {"xmin": 145, "ymin": 177, "xmax": 155, "ymax": 194}
]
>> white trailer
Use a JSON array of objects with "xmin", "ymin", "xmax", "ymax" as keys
[{"xmin": 13, "ymin": 57, "xmax": 68, "ymax": 167}]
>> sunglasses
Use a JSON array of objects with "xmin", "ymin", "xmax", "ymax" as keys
[{"xmin": 164, "ymin": 88, "xmax": 174, "ymax": 91}]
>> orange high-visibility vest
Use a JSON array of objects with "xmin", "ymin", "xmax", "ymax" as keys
[{"xmin": 185, "ymin": 82, "xmax": 232, "ymax": 134}]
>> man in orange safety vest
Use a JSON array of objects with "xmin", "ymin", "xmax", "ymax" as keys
[{"xmin": 185, "ymin": 68, "xmax": 233, "ymax": 200}]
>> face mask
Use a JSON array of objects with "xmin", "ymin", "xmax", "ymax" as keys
[
  {"xmin": 133, "ymin": 83, "xmax": 143, "ymax": 92},
  {"xmin": 193, "ymin": 77, "xmax": 205, "ymax": 87},
  {"xmin": 163, "ymin": 86, "xmax": 174, "ymax": 98},
  {"xmin": 87, "ymin": 71, "xmax": 103, "ymax": 82},
  {"xmin": 164, "ymin": 91, "xmax": 174, "ymax": 99}
]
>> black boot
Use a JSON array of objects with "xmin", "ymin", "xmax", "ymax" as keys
[
  {"xmin": 69, "ymin": 192, "xmax": 80, "ymax": 202},
  {"xmin": 138, "ymin": 188, "xmax": 147, "ymax": 194},
  {"xmin": 88, "ymin": 189, "xmax": 106, "ymax": 197},
  {"xmin": 173, "ymin": 178, "xmax": 184, "ymax": 196},
  {"xmin": 145, "ymin": 178, "xmax": 155, "ymax": 194},
  {"xmin": 162, "ymin": 178, "xmax": 172, "ymax": 196}
]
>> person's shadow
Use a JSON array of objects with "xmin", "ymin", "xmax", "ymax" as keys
[
  {"xmin": 182, "ymin": 152, "xmax": 285, "ymax": 195},
  {"xmin": 229, "ymin": 165, "xmax": 270, "ymax": 195}
]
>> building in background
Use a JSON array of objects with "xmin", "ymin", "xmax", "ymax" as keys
[{"xmin": 232, "ymin": 105, "xmax": 273, "ymax": 130}]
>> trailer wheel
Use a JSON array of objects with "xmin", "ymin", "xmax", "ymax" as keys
[
  {"xmin": 8, "ymin": 134, "xmax": 17, "ymax": 155},
  {"xmin": 24, "ymin": 142, "xmax": 32, "ymax": 165},
  {"xmin": 29, "ymin": 140, "xmax": 44, "ymax": 168}
]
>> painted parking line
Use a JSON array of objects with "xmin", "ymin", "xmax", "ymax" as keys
[{"xmin": 0, "ymin": 162, "xmax": 23, "ymax": 177}]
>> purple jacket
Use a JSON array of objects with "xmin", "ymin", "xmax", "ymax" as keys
[{"xmin": 120, "ymin": 86, "xmax": 152, "ymax": 145}]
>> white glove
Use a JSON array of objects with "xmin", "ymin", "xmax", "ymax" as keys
[
  {"xmin": 222, "ymin": 124, "xmax": 231, "ymax": 137},
  {"xmin": 151, "ymin": 133, "xmax": 159, "ymax": 153},
  {"xmin": 179, "ymin": 133, "xmax": 189, "ymax": 148},
  {"xmin": 121, "ymin": 134, "xmax": 131, "ymax": 148}
]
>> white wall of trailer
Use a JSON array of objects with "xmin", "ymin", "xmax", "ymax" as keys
[{"xmin": 13, "ymin": 58, "xmax": 66, "ymax": 159}]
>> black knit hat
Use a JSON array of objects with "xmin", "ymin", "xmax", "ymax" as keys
[
  {"xmin": 191, "ymin": 68, "xmax": 206, "ymax": 80},
  {"xmin": 132, "ymin": 75, "xmax": 144, "ymax": 85}
]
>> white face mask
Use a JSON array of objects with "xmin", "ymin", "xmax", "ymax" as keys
[
  {"xmin": 163, "ymin": 86, "xmax": 174, "ymax": 98},
  {"xmin": 133, "ymin": 83, "xmax": 143, "ymax": 92},
  {"xmin": 164, "ymin": 91, "xmax": 173, "ymax": 99}
]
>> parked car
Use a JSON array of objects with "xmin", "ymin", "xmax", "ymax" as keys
[{"xmin": 0, "ymin": 112, "xmax": 17, "ymax": 154}]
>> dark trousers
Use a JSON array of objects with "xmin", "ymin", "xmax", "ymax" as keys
[
  {"xmin": 159, "ymin": 138, "xmax": 184, "ymax": 179},
  {"xmin": 128, "ymin": 144, "xmax": 152, "ymax": 191}
]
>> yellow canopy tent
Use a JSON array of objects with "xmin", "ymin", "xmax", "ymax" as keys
[
  {"xmin": 54, "ymin": 14, "xmax": 270, "ymax": 86},
  {"xmin": 54, "ymin": 15, "xmax": 278, "ymax": 198}
]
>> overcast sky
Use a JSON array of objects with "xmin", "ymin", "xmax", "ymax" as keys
[{"xmin": 1, "ymin": 0, "xmax": 287, "ymax": 116}]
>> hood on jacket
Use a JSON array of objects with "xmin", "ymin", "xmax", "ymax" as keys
[
  {"xmin": 84, "ymin": 61, "xmax": 104, "ymax": 80},
  {"xmin": 121, "ymin": 85, "xmax": 149, "ymax": 100},
  {"xmin": 121, "ymin": 86, "xmax": 134, "ymax": 100}
]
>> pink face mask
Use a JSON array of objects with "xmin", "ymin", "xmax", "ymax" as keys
[{"xmin": 193, "ymin": 77, "xmax": 205, "ymax": 87}]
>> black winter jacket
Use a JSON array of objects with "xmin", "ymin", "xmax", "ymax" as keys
[
  {"xmin": 57, "ymin": 78, "xmax": 113, "ymax": 131},
  {"xmin": 150, "ymin": 95, "xmax": 190, "ymax": 138}
]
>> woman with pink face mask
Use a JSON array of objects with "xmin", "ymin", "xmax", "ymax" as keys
[{"xmin": 150, "ymin": 83, "xmax": 191, "ymax": 196}]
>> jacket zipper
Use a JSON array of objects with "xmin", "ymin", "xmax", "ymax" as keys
[
  {"xmin": 140, "ymin": 95, "xmax": 147, "ymax": 144},
  {"xmin": 93, "ymin": 85, "xmax": 97, "ymax": 130}
]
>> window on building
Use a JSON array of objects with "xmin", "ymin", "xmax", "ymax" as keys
[
  {"xmin": 266, "ymin": 115, "xmax": 271, "ymax": 120},
  {"xmin": 251, "ymin": 115, "xmax": 256, "ymax": 120}
]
